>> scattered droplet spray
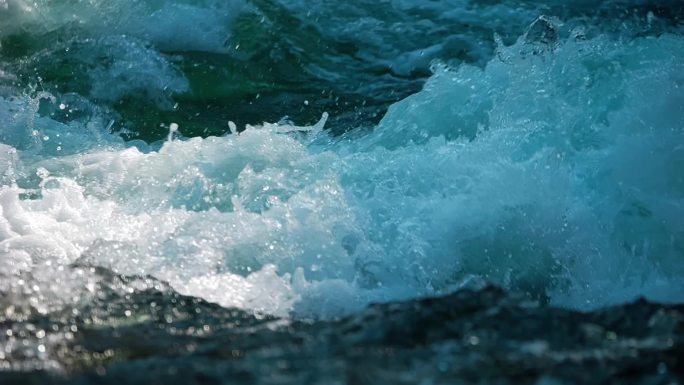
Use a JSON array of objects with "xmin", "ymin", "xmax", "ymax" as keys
[
  {"xmin": 168, "ymin": 123, "xmax": 179, "ymax": 142},
  {"xmin": 228, "ymin": 121, "xmax": 237, "ymax": 135}
]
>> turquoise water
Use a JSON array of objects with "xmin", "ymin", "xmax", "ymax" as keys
[{"xmin": 1, "ymin": 0, "xmax": 683, "ymax": 321}]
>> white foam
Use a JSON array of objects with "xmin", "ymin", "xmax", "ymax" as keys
[{"xmin": 2, "ymin": 32, "xmax": 684, "ymax": 319}]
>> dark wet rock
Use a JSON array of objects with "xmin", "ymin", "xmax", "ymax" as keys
[{"xmin": 1, "ymin": 277, "xmax": 682, "ymax": 385}]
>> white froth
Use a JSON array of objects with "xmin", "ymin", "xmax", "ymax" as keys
[{"xmin": 1, "ymin": 32, "xmax": 684, "ymax": 319}]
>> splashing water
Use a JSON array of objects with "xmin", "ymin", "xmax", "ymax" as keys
[{"xmin": 1, "ymin": 3, "xmax": 684, "ymax": 320}]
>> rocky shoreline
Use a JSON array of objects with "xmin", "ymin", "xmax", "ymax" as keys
[{"xmin": 2, "ymin": 272, "xmax": 682, "ymax": 384}]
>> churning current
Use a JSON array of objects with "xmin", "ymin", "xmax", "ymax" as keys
[{"xmin": 1, "ymin": 0, "xmax": 683, "ymax": 320}]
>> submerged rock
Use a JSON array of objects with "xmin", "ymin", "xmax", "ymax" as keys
[{"xmin": 1, "ymin": 274, "xmax": 682, "ymax": 385}]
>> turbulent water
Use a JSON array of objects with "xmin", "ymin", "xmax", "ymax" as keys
[
  {"xmin": 0, "ymin": 0, "xmax": 684, "ymax": 385},
  {"xmin": 1, "ymin": 0, "xmax": 684, "ymax": 380},
  {"xmin": 1, "ymin": 0, "xmax": 684, "ymax": 317}
]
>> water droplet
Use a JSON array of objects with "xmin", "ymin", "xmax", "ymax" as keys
[
  {"xmin": 36, "ymin": 167, "xmax": 49, "ymax": 179},
  {"xmin": 657, "ymin": 362, "xmax": 667, "ymax": 374}
]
